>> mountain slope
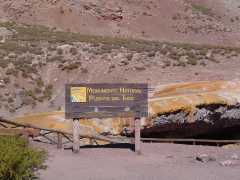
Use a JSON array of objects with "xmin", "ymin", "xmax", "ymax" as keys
[
  {"xmin": 0, "ymin": 0, "xmax": 239, "ymax": 46},
  {"xmin": 0, "ymin": 23, "xmax": 240, "ymax": 118}
]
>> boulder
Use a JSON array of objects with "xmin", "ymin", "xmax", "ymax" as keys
[
  {"xmin": 220, "ymin": 160, "xmax": 239, "ymax": 167},
  {"xmin": 196, "ymin": 154, "xmax": 216, "ymax": 163}
]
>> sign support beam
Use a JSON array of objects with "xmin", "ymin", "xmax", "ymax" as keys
[
  {"xmin": 73, "ymin": 118, "xmax": 80, "ymax": 153},
  {"xmin": 134, "ymin": 117, "xmax": 141, "ymax": 155}
]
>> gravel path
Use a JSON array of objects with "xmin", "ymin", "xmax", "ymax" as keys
[{"xmin": 39, "ymin": 143, "xmax": 240, "ymax": 180}]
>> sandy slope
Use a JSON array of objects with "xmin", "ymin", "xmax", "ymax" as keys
[{"xmin": 0, "ymin": 0, "xmax": 239, "ymax": 46}]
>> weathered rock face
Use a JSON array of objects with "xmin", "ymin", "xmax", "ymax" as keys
[
  {"xmin": 145, "ymin": 81, "xmax": 240, "ymax": 137},
  {"xmin": 12, "ymin": 81, "xmax": 240, "ymax": 142}
]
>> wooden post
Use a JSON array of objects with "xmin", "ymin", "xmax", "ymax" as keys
[
  {"xmin": 134, "ymin": 117, "xmax": 141, "ymax": 155},
  {"xmin": 73, "ymin": 118, "xmax": 80, "ymax": 153},
  {"xmin": 57, "ymin": 133, "xmax": 63, "ymax": 149}
]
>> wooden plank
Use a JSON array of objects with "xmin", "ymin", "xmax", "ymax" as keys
[
  {"xmin": 0, "ymin": 118, "xmax": 72, "ymax": 135},
  {"xmin": 62, "ymin": 133, "xmax": 73, "ymax": 143},
  {"xmin": 0, "ymin": 122, "xmax": 8, "ymax": 128},
  {"xmin": 73, "ymin": 118, "xmax": 80, "ymax": 153},
  {"xmin": 40, "ymin": 133, "xmax": 58, "ymax": 144},
  {"xmin": 135, "ymin": 117, "xmax": 141, "ymax": 155},
  {"xmin": 0, "ymin": 118, "xmax": 131, "ymax": 144},
  {"xmin": 0, "ymin": 128, "xmax": 23, "ymax": 136}
]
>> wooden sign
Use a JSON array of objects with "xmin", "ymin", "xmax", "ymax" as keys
[
  {"xmin": 65, "ymin": 83, "xmax": 148, "ymax": 154},
  {"xmin": 65, "ymin": 84, "xmax": 148, "ymax": 118}
]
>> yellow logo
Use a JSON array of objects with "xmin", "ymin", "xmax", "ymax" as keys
[{"xmin": 70, "ymin": 87, "xmax": 87, "ymax": 102}]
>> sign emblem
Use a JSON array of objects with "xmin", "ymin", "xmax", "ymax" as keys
[{"xmin": 70, "ymin": 87, "xmax": 87, "ymax": 103}]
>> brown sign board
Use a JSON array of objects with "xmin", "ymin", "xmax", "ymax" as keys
[{"xmin": 65, "ymin": 83, "xmax": 148, "ymax": 118}]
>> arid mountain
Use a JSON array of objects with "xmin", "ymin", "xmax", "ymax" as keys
[
  {"xmin": 0, "ymin": 0, "xmax": 239, "ymax": 46},
  {"xmin": 0, "ymin": 0, "xmax": 240, "ymax": 118},
  {"xmin": 0, "ymin": 23, "xmax": 240, "ymax": 118}
]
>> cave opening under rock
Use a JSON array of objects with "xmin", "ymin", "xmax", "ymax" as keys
[{"xmin": 141, "ymin": 104, "xmax": 240, "ymax": 146}]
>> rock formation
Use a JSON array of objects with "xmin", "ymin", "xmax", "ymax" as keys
[{"xmin": 6, "ymin": 80, "xmax": 240, "ymax": 144}]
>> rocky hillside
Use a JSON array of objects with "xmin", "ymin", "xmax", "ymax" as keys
[
  {"xmin": 0, "ymin": 0, "xmax": 240, "ymax": 118},
  {"xmin": 0, "ymin": 22, "xmax": 240, "ymax": 118},
  {"xmin": 0, "ymin": 0, "xmax": 239, "ymax": 46}
]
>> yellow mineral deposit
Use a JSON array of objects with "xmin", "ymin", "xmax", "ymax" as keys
[{"xmin": 149, "ymin": 80, "xmax": 240, "ymax": 117}]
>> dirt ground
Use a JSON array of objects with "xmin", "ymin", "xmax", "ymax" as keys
[{"xmin": 38, "ymin": 143, "xmax": 240, "ymax": 180}]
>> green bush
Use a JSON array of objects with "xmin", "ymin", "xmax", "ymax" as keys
[
  {"xmin": 0, "ymin": 136, "xmax": 46, "ymax": 180},
  {"xmin": 191, "ymin": 4, "xmax": 213, "ymax": 16}
]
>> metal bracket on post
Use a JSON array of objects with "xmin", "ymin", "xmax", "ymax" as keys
[
  {"xmin": 73, "ymin": 118, "xmax": 80, "ymax": 153},
  {"xmin": 134, "ymin": 117, "xmax": 141, "ymax": 155}
]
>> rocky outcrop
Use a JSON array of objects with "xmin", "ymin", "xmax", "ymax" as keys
[{"xmin": 10, "ymin": 81, "xmax": 240, "ymax": 144}]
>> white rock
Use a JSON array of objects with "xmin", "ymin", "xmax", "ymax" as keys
[
  {"xmin": 179, "ymin": 55, "xmax": 188, "ymax": 63},
  {"xmin": 57, "ymin": 44, "xmax": 71, "ymax": 50},
  {"xmin": 220, "ymin": 160, "xmax": 238, "ymax": 167},
  {"xmin": 0, "ymin": 82, "xmax": 5, "ymax": 88},
  {"xmin": 231, "ymin": 154, "xmax": 239, "ymax": 160},
  {"xmin": 0, "ymin": 27, "xmax": 13, "ymax": 37},
  {"xmin": 196, "ymin": 154, "xmax": 216, "ymax": 163},
  {"xmin": 8, "ymin": 52, "xmax": 17, "ymax": 58},
  {"xmin": 206, "ymin": 50, "xmax": 212, "ymax": 58}
]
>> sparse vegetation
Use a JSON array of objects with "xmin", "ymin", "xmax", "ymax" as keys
[
  {"xmin": 148, "ymin": 52, "xmax": 156, "ymax": 58},
  {"xmin": 29, "ymin": 47, "xmax": 44, "ymax": 55},
  {"xmin": 163, "ymin": 60, "xmax": 171, "ymax": 67},
  {"xmin": 191, "ymin": 3, "xmax": 213, "ymax": 16},
  {"xmin": 135, "ymin": 66, "xmax": 146, "ymax": 71},
  {"xmin": 34, "ymin": 87, "xmax": 42, "ymax": 94},
  {"xmin": 7, "ymin": 97, "xmax": 14, "ymax": 103},
  {"xmin": 0, "ymin": 22, "xmax": 239, "ymax": 54},
  {"xmin": 81, "ymin": 67, "xmax": 89, "ymax": 73},
  {"xmin": 24, "ymin": 90, "xmax": 37, "ymax": 100},
  {"xmin": 187, "ymin": 58, "xmax": 198, "ymax": 65},
  {"xmin": 0, "ymin": 136, "xmax": 46, "ymax": 180},
  {"xmin": 6, "ymin": 68, "xmax": 18, "ymax": 77},
  {"xmin": 0, "ymin": 21, "xmax": 239, "ymax": 114},
  {"xmin": 36, "ymin": 78, "xmax": 44, "ymax": 88},
  {"xmin": 3, "ymin": 77, "xmax": 10, "ymax": 84},
  {"xmin": 126, "ymin": 54, "xmax": 133, "ymax": 61},
  {"xmin": 61, "ymin": 62, "xmax": 81, "ymax": 71},
  {"xmin": 0, "ymin": 61, "xmax": 8, "ymax": 68},
  {"xmin": 0, "ymin": 41, "xmax": 28, "ymax": 54},
  {"xmin": 57, "ymin": 48, "xmax": 63, "ymax": 55},
  {"xmin": 43, "ymin": 84, "xmax": 53, "ymax": 100}
]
